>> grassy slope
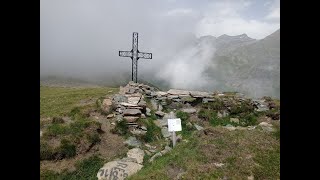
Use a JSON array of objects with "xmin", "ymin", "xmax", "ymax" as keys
[
  {"xmin": 40, "ymin": 86, "xmax": 118, "ymax": 118},
  {"xmin": 40, "ymin": 86, "xmax": 119, "ymax": 180},
  {"xmin": 130, "ymin": 125, "xmax": 280, "ymax": 180}
]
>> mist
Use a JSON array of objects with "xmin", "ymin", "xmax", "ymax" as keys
[{"xmin": 41, "ymin": 0, "xmax": 280, "ymax": 97}]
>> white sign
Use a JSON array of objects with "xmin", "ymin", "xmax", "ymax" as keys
[{"xmin": 168, "ymin": 118, "xmax": 182, "ymax": 132}]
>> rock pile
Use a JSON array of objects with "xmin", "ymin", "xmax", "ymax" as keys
[{"xmin": 97, "ymin": 81, "xmax": 280, "ymax": 178}]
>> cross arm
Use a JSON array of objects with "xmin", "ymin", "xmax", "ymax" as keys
[
  {"xmin": 119, "ymin": 51, "xmax": 133, "ymax": 57},
  {"xmin": 138, "ymin": 52, "xmax": 152, "ymax": 59}
]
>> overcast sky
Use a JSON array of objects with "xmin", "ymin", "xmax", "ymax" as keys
[{"xmin": 40, "ymin": 0, "xmax": 280, "ymax": 80}]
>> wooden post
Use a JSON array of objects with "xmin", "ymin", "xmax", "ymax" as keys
[{"xmin": 172, "ymin": 131, "xmax": 176, "ymax": 147}]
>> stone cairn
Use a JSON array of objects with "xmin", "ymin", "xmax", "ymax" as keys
[{"xmin": 97, "ymin": 81, "xmax": 276, "ymax": 179}]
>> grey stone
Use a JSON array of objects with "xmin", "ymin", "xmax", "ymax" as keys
[
  {"xmin": 106, "ymin": 114, "xmax": 114, "ymax": 119},
  {"xmin": 167, "ymin": 95, "xmax": 179, "ymax": 99},
  {"xmin": 146, "ymin": 108, "xmax": 151, "ymax": 116},
  {"xmin": 160, "ymin": 100, "xmax": 167, "ymax": 106},
  {"xmin": 230, "ymin": 118, "xmax": 239, "ymax": 123},
  {"xmin": 140, "ymin": 114, "xmax": 146, "ymax": 118},
  {"xmin": 161, "ymin": 127, "xmax": 171, "ymax": 138},
  {"xmin": 151, "ymin": 99, "xmax": 158, "ymax": 110},
  {"xmin": 155, "ymin": 111, "xmax": 165, "ymax": 117},
  {"xmin": 120, "ymin": 102, "xmax": 140, "ymax": 107},
  {"xmin": 138, "ymin": 100, "xmax": 146, "ymax": 108},
  {"xmin": 202, "ymin": 98, "xmax": 215, "ymax": 103},
  {"xmin": 127, "ymin": 96, "xmax": 141, "ymax": 105},
  {"xmin": 124, "ymin": 136, "xmax": 141, "ymax": 147},
  {"xmin": 127, "ymin": 88, "xmax": 136, "ymax": 94},
  {"xmin": 236, "ymin": 126, "xmax": 246, "ymax": 130},
  {"xmin": 144, "ymin": 143, "xmax": 156, "ymax": 150},
  {"xmin": 123, "ymin": 116, "xmax": 139, "ymax": 123},
  {"xmin": 123, "ymin": 109, "xmax": 142, "ymax": 116},
  {"xmin": 144, "ymin": 150, "xmax": 152, "ymax": 156},
  {"xmin": 172, "ymin": 98, "xmax": 182, "ymax": 102},
  {"xmin": 116, "ymin": 115, "xmax": 123, "ymax": 122},
  {"xmin": 261, "ymin": 126, "xmax": 274, "ymax": 132},
  {"xmin": 189, "ymin": 91, "xmax": 212, "ymax": 98},
  {"xmin": 130, "ymin": 129, "xmax": 147, "ymax": 135},
  {"xmin": 127, "ymin": 148, "xmax": 145, "ymax": 164},
  {"xmin": 160, "ymin": 146, "xmax": 172, "ymax": 155},
  {"xmin": 156, "ymin": 91, "xmax": 168, "ymax": 96},
  {"xmin": 112, "ymin": 95, "xmax": 128, "ymax": 104},
  {"xmin": 102, "ymin": 98, "xmax": 113, "ymax": 112},
  {"xmin": 150, "ymin": 91, "xmax": 157, "ymax": 97},
  {"xmin": 194, "ymin": 124, "xmax": 204, "ymax": 131},
  {"xmin": 158, "ymin": 104, "xmax": 163, "ymax": 111},
  {"xmin": 97, "ymin": 160, "xmax": 143, "ymax": 180},
  {"xmin": 181, "ymin": 108, "xmax": 197, "ymax": 114},
  {"xmin": 149, "ymin": 152, "xmax": 162, "ymax": 162},
  {"xmin": 259, "ymin": 122, "xmax": 273, "ymax": 127},
  {"xmin": 167, "ymin": 89, "xmax": 190, "ymax": 95},
  {"xmin": 140, "ymin": 126, "xmax": 147, "ymax": 131},
  {"xmin": 145, "ymin": 90, "xmax": 151, "ymax": 95}
]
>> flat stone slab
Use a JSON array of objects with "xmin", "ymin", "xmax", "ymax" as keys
[
  {"xmin": 167, "ymin": 89, "xmax": 190, "ymax": 95},
  {"xmin": 97, "ymin": 159, "xmax": 143, "ymax": 180},
  {"xmin": 154, "ymin": 119, "xmax": 168, "ymax": 128},
  {"xmin": 123, "ymin": 116, "xmax": 139, "ymax": 122},
  {"xmin": 189, "ymin": 91, "xmax": 212, "ymax": 98},
  {"xmin": 127, "ymin": 97, "xmax": 141, "ymax": 105},
  {"xmin": 167, "ymin": 95, "xmax": 179, "ymax": 99},
  {"xmin": 123, "ymin": 109, "xmax": 142, "ymax": 116},
  {"xmin": 120, "ymin": 102, "xmax": 139, "ymax": 107},
  {"xmin": 156, "ymin": 91, "xmax": 168, "ymax": 96},
  {"xmin": 155, "ymin": 111, "xmax": 166, "ymax": 117}
]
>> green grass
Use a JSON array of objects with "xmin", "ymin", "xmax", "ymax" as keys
[
  {"xmin": 40, "ymin": 86, "xmax": 118, "ymax": 118},
  {"xmin": 40, "ymin": 155, "xmax": 105, "ymax": 180},
  {"xmin": 129, "ymin": 126, "xmax": 280, "ymax": 180},
  {"xmin": 176, "ymin": 111, "xmax": 194, "ymax": 137},
  {"xmin": 140, "ymin": 118, "xmax": 162, "ymax": 143}
]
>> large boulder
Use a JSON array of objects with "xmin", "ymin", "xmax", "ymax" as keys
[
  {"xmin": 102, "ymin": 98, "xmax": 113, "ymax": 112},
  {"xmin": 97, "ymin": 159, "xmax": 143, "ymax": 180}
]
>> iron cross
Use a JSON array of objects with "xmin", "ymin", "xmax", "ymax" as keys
[{"xmin": 119, "ymin": 32, "xmax": 152, "ymax": 83}]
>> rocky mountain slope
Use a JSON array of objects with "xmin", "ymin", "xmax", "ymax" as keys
[{"xmin": 203, "ymin": 29, "xmax": 280, "ymax": 98}]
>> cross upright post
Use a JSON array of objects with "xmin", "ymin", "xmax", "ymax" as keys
[{"xmin": 119, "ymin": 32, "xmax": 152, "ymax": 83}]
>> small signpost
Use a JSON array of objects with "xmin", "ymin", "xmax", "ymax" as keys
[{"xmin": 168, "ymin": 118, "xmax": 182, "ymax": 147}]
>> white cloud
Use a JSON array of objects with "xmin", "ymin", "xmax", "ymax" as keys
[
  {"xmin": 265, "ymin": 0, "xmax": 280, "ymax": 20},
  {"xmin": 164, "ymin": 8, "xmax": 195, "ymax": 17}
]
